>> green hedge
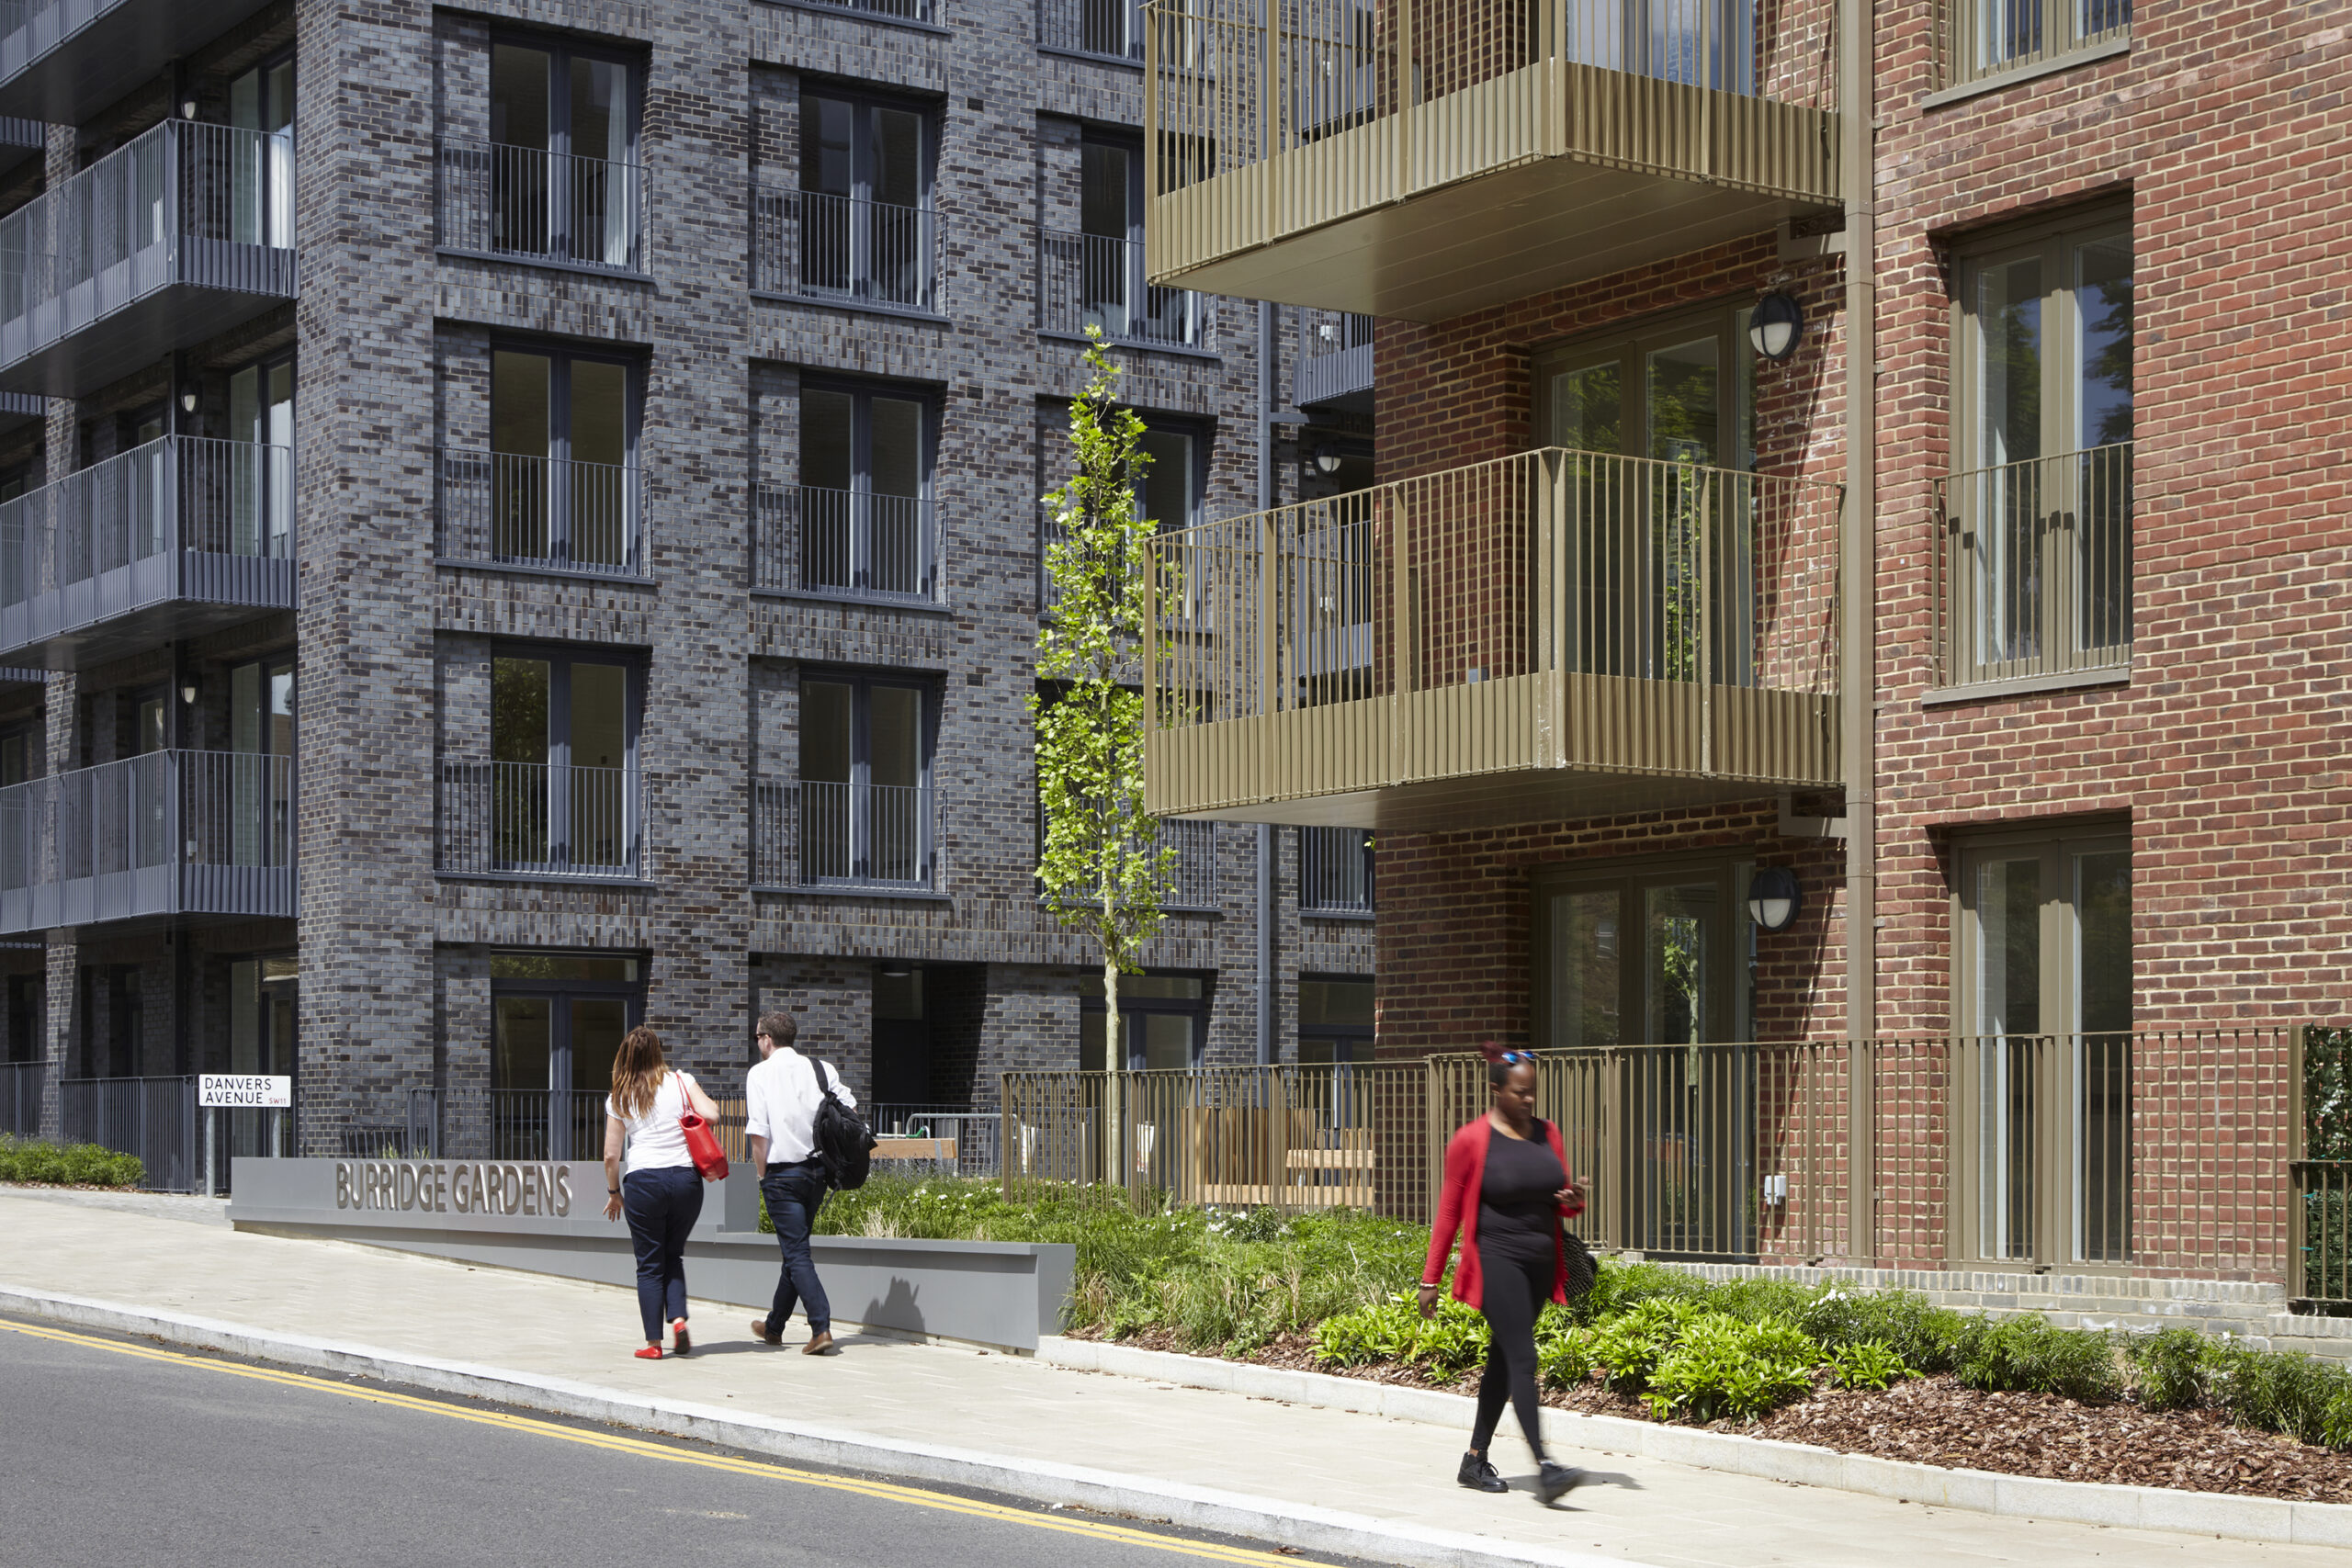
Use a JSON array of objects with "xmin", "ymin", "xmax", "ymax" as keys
[{"xmin": 0, "ymin": 1134, "xmax": 143, "ymax": 1188}]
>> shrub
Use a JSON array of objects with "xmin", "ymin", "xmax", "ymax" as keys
[
  {"xmin": 2210, "ymin": 1340, "xmax": 2352, "ymax": 1448},
  {"xmin": 1826, "ymin": 1339, "xmax": 1912, "ymax": 1392},
  {"xmin": 1700, "ymin": 1278, "xmax": 1823, "ymax": 1325},
  {"xmin": 1953, "ymin": 1314, "xmax": 2122, "ymax": 1404},
  {"xmin": 1642, "ymin": 1312, "xmax": 1821, "ymax": 1424},
  {"xmin": 0, "ymin": 1134, "xmax": 141, "ymax": 1188},
  {"xmin": 1800, "ymin": 1288, "xmax": 1971, "ymax": 1374},
  {"xmin": 1586, "ymin": 1297, "xmax": 1707, "ymax": 1395},
  {"xmin": 1536, "ymin": 1323, "xmax": 1594, "ymax": 1389},
  {"xmin": 1575, "ymin": 1258, "xmax": 1709, "ymax": 1324},
  {"xmin": 2128, "ymin": 1326, "xmax": 2214, "ymax": 1413},
  {"xmin": 1312, "ymin": 1295, "xmax": 1420, "ymax": 1367}
]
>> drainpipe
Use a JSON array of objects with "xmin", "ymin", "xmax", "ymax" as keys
[
  {"xmin": 1838, "ymin": 0, "xmax": 1878, "ymax": 1263},
  {"xmin": 1255, "ymin": 300, "xmax": 1277, "ymax": 1066}
]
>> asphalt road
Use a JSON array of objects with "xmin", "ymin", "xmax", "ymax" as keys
[{"xmin": 0, "ymin": 1314, "xmax": 1374, "ymax": 1568}]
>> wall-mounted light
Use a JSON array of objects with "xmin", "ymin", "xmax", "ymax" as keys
[
  {"xmin": 878, "ymin": 960, "xmax": 912, "ymax": 979},
  {"xmin": 1311, "ymin": 445, "xmax": 1343, "ymax": 477},
  {"xmin": 181, "ymin": 100, "xmax": 198, "ymax": 121},
  {"xmin": 1747, "ymin": 865, "xmax": 1802, "ymax": 932},
  {"xmin": 180, "ymin": 683, "xmax": 198, "ymax": 705},
  {"xmin": 180, "ymin": 389, "xmax": 198, "ymax": 414},
  {"xmin": 1747, "ymin": 291, "xmax": 1804, "ymax": 363}
]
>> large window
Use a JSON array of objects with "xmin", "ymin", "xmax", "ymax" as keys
[
  {"xmin": 488, "ymin": 344, "xmax": 639, "ymax": 573},
  {"xmin": 1945, "ymin": 0, "xmax": 2130, "ymax": 91},
  {"xmin": 1297, "ymin": 976, "xmax": 1374, "ymax": 1064},
  {"xmin": 484, "ymin": 39, "xmax": 641, "ymax": 269},
  {"xmin": 490, "ymin": 951, "xmax": 643, "ymax": 1160},
  {"xmin": 798, "ymin": 88, "xmax": 933, "ymax": 308},
  {"xmin": 797, "ymin": 382, "xmax": 935, "ymax": 603},
  {"xmin": 1941, "ymin": 210, "xmax": 2132, "ymax": 687},
  {"xmin": 1955, "ymin": 827, "xmax": 2132, "ymax": 1267},
  {"xmin": 798, "ymin": 672, "xmax": 933, "ymax": 887},
  {"xmin": 1042, "ymin": 139, "xmax": 1208, "ymax": 349},
  {"xmin": 229, "ymin": 51, "xmax": 296, "ymax": 250},
  {"xmin": 491, "ymin": 651, "xmax": 636, "ymax": 874},
  {"xmin": 227, "ymin": 350, "xmax": 295, "ymax": 560},
  {"xmin": 227, "ymin": 658, "xmax": 295, "ymax": 870},
  {"xmin": 1080, "ymin": 972, "xmax": 1205, "ymax": 1071}
]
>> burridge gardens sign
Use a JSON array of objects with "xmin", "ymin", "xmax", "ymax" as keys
[{"xmin": 334, "ymin": 1160, "xmax": 576, "ymax": 1218}]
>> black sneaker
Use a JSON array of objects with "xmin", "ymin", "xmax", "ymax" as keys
[
  {"xmin": 1535, "ymin": 1461, "xmax": 1588, "ymax": 1505},
  {"xmin": 1455, "ymin": 1451, "xmax": 1508, "ymax": 1494}
]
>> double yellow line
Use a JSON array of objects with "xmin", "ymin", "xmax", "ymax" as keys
[{"xmin": 0, "ymin": 1317, "xmax": 1310, "ymax": 1566}]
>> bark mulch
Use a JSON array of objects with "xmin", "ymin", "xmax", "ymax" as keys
[{"xmin": 1069, "ymin": 1327, "xmax": 2352, "ymax": 1505}]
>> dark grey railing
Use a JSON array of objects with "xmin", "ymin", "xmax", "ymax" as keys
[
  {"xmin": 752, "ymin": 779, "xmax": 935, "ymax": 890},
  {"xmin": 0, "ymin": 750, "xmax": 295, "ymax": 933},
  {"xmin": 1039, "ymin": 0, "xmax": 1146, "ymax": 58},
  {"xmin": 1299, "ymin": 825, "xmax": 1373, "ymax": 914},
  {"xmin": 868, "ymin": 1103, "xmax": 1002, "ymax": 1177},
  {"xmin": 1037, "ymin": 816, "xmax": 1219, "ymax": 910},
  {"xmin": 1295, "ymin": 310, "xmax": 1374, "ymax": 408},
  {"xmin": 1039, "ymin": 227, "xmax": 1212, "ymax": 349},
  {"xmin": 58, "ymin": 1074, "xmax": 199, "ymax": 1191},
  {"xmin": 752, "ymin": 482, "xmax": 938, "ymax": 604},
  {"xmin": 436, "ymin": 136, "xmax": 646, "ymax": 272},
  {"xmin": 439, "ymin": 760, "xmax": 641, "ymax": 880},
  {"xmin": 775, "ymin": 0, "xmax": 938, "ymax": 21},
  {"xmin": 1, "ymin": 1056, "xmax": 39, "ymax": 1135},
  {"xmin": 438, "ymin": 447, "xmax": 643, "ymax": 577},
  {"xmin": 752, "ymin": 187, "xmax": 943, "ymax": 313},
  {"xmin": 0, "ymin": 119, "xmax": 298, "ymax": 369}
]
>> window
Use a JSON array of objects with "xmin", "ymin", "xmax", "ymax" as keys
[
  {"xmin": 1299, "ymin": 827, "xmax": 1374, "ymax": 915},
  {"xmin": 6, "ymin": 972, "xmax": 38, "ymax": 1064},
  {"xmin": 796, "ymin": 382, "xmax": 936, "ymax": 603},
  {"xmin": 227, "ymin": 351, "xmax": 295, "ymax": 559},
  {"xmin": 228, "ymin": 659, "xmax": 296, "ymax": 870},
  {"xmin": 798, "ymin": 672, "xmax": 933, "ymax": 887},
  {"xmin": 1080, "ymin": 972, "xmax": 1205, "ymax": 1071},
  {"xmin": 1945, "ymin": 0, "xmax": 2129, "ymax": 90},
  {"xmin": 1036, "ymin": 409, "xmax": 1201, "ymax": 609},
  {"xmin": 488, "ymin": 344, "xmax": 639, "ymax": 573},
  {"xmin": 1941, "ymin": 212, "xmax": 2132, "ymax": 688},
  {"xmin": 229, "ymin": 51, "xmax": 296, "ymax": 249},
  {"xmin": 1042, "ymin": 139, "xmax": 1208, "ymax": 349},
  {"xmin": 794, "ymin": 88, "xmax": 934, "ymax": 309},
  {"xmin": 491, "ymin": 651, "xmax": 637, "ymax": 874},
  {"xmin": 1955, "ymin": 827, "xmax": 2132, "ymax": 1266},
  {"xmin": 490, "ymin": 951, "xmax": 643, "ymax": 1160},
  {"xmin": 1297, "ymin": 976, "xmax": 1374, "ymax": 1064},
  {"xmin": 481, "ymin": 39, "xmax": 642, "ymax": 269}
]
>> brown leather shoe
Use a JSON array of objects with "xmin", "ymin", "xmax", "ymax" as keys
[
  {"xmin": 802, "ymin": 1330, "xmax": 836, "ymax": 1356},
  {"xmin": 751, "ymin": 1318, "xmax": 782, "ymax": 1347}
]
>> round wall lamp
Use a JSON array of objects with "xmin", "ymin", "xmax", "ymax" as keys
[
  {"xmin": 878, "ymin": 960, "xmax": 913, "ymax": 979},
  {"xmin": 1310, "ymin": 444, "xmax": 1344, "ymax": 477},
  {"xmin": 181, "ymin": 100, "xmax": 198, "ymax": 121},
  {"xmin": 1747, "ymin": 292, "xmax": 1804, "ymax": 363},
  {"xmin": 1747, "ymin": 866, "xmax": 1802, "ymax": 932}
]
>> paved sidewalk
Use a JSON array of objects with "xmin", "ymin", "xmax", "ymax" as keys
[{"xmin": 0, "ymin": 1187, "xmax": 2336, "ymax": 1568}]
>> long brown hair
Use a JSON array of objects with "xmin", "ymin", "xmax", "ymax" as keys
[{"xmin": 610, "ymin": 1026, "xmax": 669, "ymax": 1119}]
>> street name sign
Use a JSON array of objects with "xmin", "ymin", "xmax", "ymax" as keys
[{"xmin": 199, "ymin": 1074, "xmax": 292, "ymax": 1109}]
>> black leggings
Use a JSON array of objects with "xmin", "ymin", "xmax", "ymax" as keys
[{"xmin": 1470, "ymin": 1247, "xmax": 1551, "ymax": 1463}]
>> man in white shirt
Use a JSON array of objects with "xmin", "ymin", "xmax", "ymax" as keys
[{"xmin": 745, "ymin": 1010, "xmax": 854, "ymax": 1354}]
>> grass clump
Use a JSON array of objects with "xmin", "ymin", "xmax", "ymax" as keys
[{"xmin": 0, "ymin": 1134, "xmax": 142, "ymax": 1188}]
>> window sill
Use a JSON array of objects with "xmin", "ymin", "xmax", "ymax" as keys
[
  {"xmin": 1038, "ymin": 329, "xmax": 1219, "ymax": 363},
  {"xmin": 436, "ymin": 248, "xmax": 654, "ymax": 286},
  {"xmin": 751, "ymin": 289, "xmax": 952, "ymax": 326},
  {"xmin": 1301, "ymin": 908, "xmax": 1375, "ymax": 923},
  {"xmin": 1036, "ymin": 45, "xmax": 1146, "ymax": 73},
  {"xmin": 755, "ymin": 882, "xmax": 952, "ymax": 902},
  {"xmin": 1921, "ymin": 665, "xmax": 2131, "ymax": 707},
  {"xmin": 437, "ymin": 558, "xmax": 656, "ymax": 587},
  {"xmin": 752, "ymin": 587, "xmax": 956, "ymax": 618},
  {"xmin": 1920, "ymin": 37, "xmax": 2131, "ymax": 110},
  {"xmin": 438, "ymin": 872, "xmax": 657, "ymax": 889},
  {"xmin": 754, "ymin": 0, "xmax": 952, "ymax": 37}
]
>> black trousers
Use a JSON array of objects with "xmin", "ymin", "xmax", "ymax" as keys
[{"xmin": 1470, "ymin": 1246, "xmax": 1552, "ymax": 1464}]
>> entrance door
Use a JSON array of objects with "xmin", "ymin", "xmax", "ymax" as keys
[
  {"xmin": 228, "ymin": 955, "xmax": 296, "ymax": 1158},
  {"xmin": 489, "ymin": 952, "xmax": 641, "ymax": 1160}
]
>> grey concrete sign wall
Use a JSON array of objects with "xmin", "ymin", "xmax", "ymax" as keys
[{"xmin": 229, "ymin": 1159, "xmax": 1073, "ymax": 1353}]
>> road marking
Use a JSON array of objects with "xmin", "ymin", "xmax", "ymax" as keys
[{"xmin": 0, "ymin": 1318, "xmax": 1316, "ymax": 1566}]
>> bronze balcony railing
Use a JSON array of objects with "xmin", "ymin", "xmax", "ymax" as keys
[
  {"xmin": 1931, "ymin": 441, "xmax": 2131, "ymax": 691},
  {"xmin": 1939, "ymin": 0, "xmax": 2130, "ymax": 91}
]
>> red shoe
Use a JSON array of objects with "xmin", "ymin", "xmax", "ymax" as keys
[
  {"xmin": 634, "ymin": 1345, "xmax": 663, "ymax": 1359},
  {"xmin": 671, "ymin": 1319, "xmax": 693, "ymax": 1357}
]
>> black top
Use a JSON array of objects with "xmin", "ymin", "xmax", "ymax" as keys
[{"xmin": 1477, "ymin": 1122, "xmax": 1566, "ymax": 1264}]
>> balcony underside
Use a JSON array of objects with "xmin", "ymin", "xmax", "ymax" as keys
[
  {"xmin": 1149, "ymin": 63, "xmax": 1838, "ymax": 321},
  {"xmin": 1146, "ymin": 671, "xmax": 1838, "ymax": 832},
  {"xmin": 0, "ymin": 863, "xmax": 295, "ymax": 937},
  {"xmin": 0, "ymin": 249, "xmax": 300, "ymax": 400},
  {"xmin": 0, "ymin": 0, "xmax": 278, "ymax": 123},
  {"xmin": 0, "ymin": 552, "xmax": 297, "ymax": 671}
]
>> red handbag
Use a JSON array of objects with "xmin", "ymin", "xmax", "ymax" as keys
[{"xmin": 676, "ymin": 1074, "xmax": 729, "ymax": 1181}]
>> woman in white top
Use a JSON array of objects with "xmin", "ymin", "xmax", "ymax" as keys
[{"xmin": 602, "ymin": 1026, "xmax": 722, "ymax": 1359}]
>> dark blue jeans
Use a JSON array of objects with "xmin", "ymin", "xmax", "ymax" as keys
[
  {"xmin": 621, "ymin": 1164, "xmax": 704, "ymax": 1343},
  {"xmin": 760, "ymin": 1158, "xmax": 831, "ymax": 1336}
]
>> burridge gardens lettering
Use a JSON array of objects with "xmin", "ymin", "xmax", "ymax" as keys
[{"xmin": 332, "ymin": 1161, "xmax": 573, "ymax": 1218}]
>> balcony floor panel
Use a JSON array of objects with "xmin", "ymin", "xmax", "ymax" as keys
[
  {"xmin": 0, "ymin": 268, "xmax": 298, "ymax": 401},
  {"xmin": 1161, "ymin": 767, "xmax": 1810, "ymax": 833},
  {"xmin": 0, "ymin": 556, "xmax": 297, "ymax": 671},
  {"xmin": 0, "ymin": 865, "xmax": 296, "ymax": 937},
  {"xmin": 0, "ymin": 0, "xmax": 279, "ymax": 122}
]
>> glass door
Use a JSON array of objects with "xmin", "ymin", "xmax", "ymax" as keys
[
  {"xmin": 229, "ymin": 659, "xmax": 295, "ymax": 868},
  {"xmin": 230, "ymin": 53, "xmax": 296, "ymax": 249},
  {"xmin": 491, "ymin": 654, "xmax": 634, "ymax": 874},
  {"xmin": 229, "ymin": 354, "xmax": 294, "ymax": 558},
  {"xmin": 490, "ymin": 953, "xmax": 642, "ymax": 1160},
  {"xmin": 227, "ymin": 954, "xmax": 296, "ymax": 1158}
]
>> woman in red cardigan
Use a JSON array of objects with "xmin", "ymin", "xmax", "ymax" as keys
[{"xmin": 1419, "ymin": 1043, "xmax": 1588, "ymax": 1505}]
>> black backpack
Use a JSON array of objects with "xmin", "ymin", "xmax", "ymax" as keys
[{"xmin": 810, "ymin": 1058, "xmax": 876, "ymax": 1190}]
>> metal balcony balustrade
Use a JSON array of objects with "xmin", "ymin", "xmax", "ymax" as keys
[
  {"xmin": 752, "ymin": 779, "xmax": 938, "ymax": 892},
  {"xmin": 1040, "ymin": 0, "xmax": 1148, "ymax": 59},
  {"xmin": 0, "ymin": 118, "xmax": 299, "ymax": 397},
  {"xmin": 0, "ymin": 434, "xmax": 295, "ymax": 669},
  {"xmin": 0, "ymin": 0, "xmax": 277, "ymax": 122},
  {"xmin": 1145, "ymin": 445, "xmax": 1842, "ymax": 829},
  {"xmin": 0, "ymin": 748, "xmax": 296, "ymax": 934},
  {"xmin": 1034, "ymin": 815, "xmax": 1222, "ymax": 911},
  {"xmin": 752, "ymin": 186, "xmax": 944, "ymax": 314},
  {"xmin": 752, "ymin": 483, "xmax": 939, "ymax": 604},
  {"xmin": 1932, "ymin": 441, "xmax": 2132, "ymax": 693},
  {"xmin": 1298, "ymin": 824, "xmax": 1373, "ymax": 913},
  {"xmin": 1295, "ymin": 310, "xmax": 1374, "ymax": 411},
  {"xmin": 437, "ymin": 447, "xmax": 644, "ymax": 579},
  {"xmin": 1039, "ymin": 228, "xmax": 1213, "ymax": 350},
  {"xmin": 436, "ymin": 136, "xmax": 648, "ymax": 274},
  {"xmin": 437, "ymin": 761, "xmax": 642, "ymax": 881},
  {"xmin": 781, "ymin": 0, "xmax": 939, "ymax": 22},
  {"xmin": 1, "ymin": 1056, "xmax": 39, "ymax": 1135},
  {"xmin": 1144, "ymin": 0, "xmax": 1840, "ymax": 319}
]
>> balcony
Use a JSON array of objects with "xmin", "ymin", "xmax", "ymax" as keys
[
  {"xmin": 752, "ymin": 779, "xmax": 938, "ymax": 893},
  {"xmin": 436, "ymin": 137, "xmax": 647, "ymax": 275},
  {"xmin": 0, "ymin": 114, "xmax": 39, "ymax": 175},
  {"xmin": 1146, "ymin": 446, "xmax": 1841, "ymax": 830},
  {"xmin": 0, "ymin": 435, "xmax": 295, "ymax": 670},
  {"xmin": 1041, "ymin": 0, "xmax": 1147, "ymax": 60},
  {"xmin": 0, "ymin": 119, "xmax": 298, "ymax": 398},
  {"xmin": 1040, "ymin": 228, "xmax": 1213, "ymax": 351},
  {"xmin": 1144, "ymin": 0, "xmax": 1839, "ymax": 320},
  {"xmin": 0, "ymin": 749, "xmax": 296, "ymax": 934},
  {"xmin": 437, "ymin": 448, "xmax": 643, "ymax": 579},
  {"xmin": 1932, "ymin": 442, "xmax": 2132, "ymax": 694},
  {"xmin": 752, "ymin": 187, "xmax": 943, "ymax": 315},
  {"xmin": 437, "ymin": 761, "xmax": 641, "ymax": 882},
  {"xmin": 1295, "ymin": 310, "xmax": 1373, "ymax": 412},
  {"xmin": 752, "ymin": 483, "xmax": 938, "ymax": 605},
  {"xmin": 1035, "ymin": 814, "xmax": 1223, "ymax": 910},
  {"xmin": 0, "ymin": 0, "xmax": 277, "ymax": 122}
]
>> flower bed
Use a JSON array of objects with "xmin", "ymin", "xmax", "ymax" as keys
[{"xmin": 0, "ymin": 1134, "xmax": 143, "ymax": 1188}]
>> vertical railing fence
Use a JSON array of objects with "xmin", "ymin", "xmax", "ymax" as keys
[
  {"xmin": 57, "ymin": 1074, "xmax": 200, "ymax": 1191},
  {"xmin": 1933, "ymin": 442, "xmax": 2132, "ymax": 688},
  {"xmin": 752, "ymin": 779, "xmax": 937, "ymax": 890},
  {"xmin": 1041, "ymin": 0, "xmax": 1147, "ymax": 58},
  {"xmin": 438, "ymin": 761, "xmax": 640, "ymax": 879},
  {"xmin": 752, "ymin": 186, "xmax": 944, "ymax": 312},
  {"xmin": 751, "ymin": 482, "xmax": 938, "ymax": 604},
  {"xmin": 438, "ymin": 447, "xmax": 643, "ymax": 577},
  {"xmin": 1, "ymin": 1056, "xmax": 40, "ymax": 1136},
  {"xmin": 1039, "ymin": 228, "xmax": 1212, "ymax": 348},
  {"xmin": 1298, "ymin": 825, "xmax": 1372, "ymax": 914},
  {"xmin": 436, "ymin": 136, "xmax": 647, "ymax": 271},
  {"xmin": 868, "ymin": 1104, "xmax": 1004, "ymax": 1178}
]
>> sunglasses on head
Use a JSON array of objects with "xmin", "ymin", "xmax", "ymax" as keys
[{"xmin": 1496, "ymin": 1051, "xmax": 1532, "ymax": 1066}]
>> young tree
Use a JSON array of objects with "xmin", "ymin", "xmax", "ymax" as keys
[{"xmin": 1033, "ymin": 330, "xmax": 1180, "ymax": 1080}]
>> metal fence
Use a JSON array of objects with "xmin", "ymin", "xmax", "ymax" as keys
[
  {"xmin": 1933, "ymin": 442, "xmax": 2132, "ymax": 688},
  {"xmin": 782, "ymin": 0, "xmax": 938, "ymax": 22},
  {"xmin": 1, "ymin": 1057, "xmax": 38, "ymax": 1135},
  {"xmin": 1298, "ymin": 825, "xmax": 1372, "ymax": 914},
  {"xmin": 752, "ymin": 187, "xmax": 943, "ymax": 313},
  {"xmin": 752, "ymin": 779, "xmax": 936, "ymax": 891},
  {"xmin": 1039, "ymin": 228, "xmax": 1212, "ymax": 349},
  {"xmin": 0, "ymin": 435, "xmax": 293, "ymax": 609},
  {"xmin": 1036, "ymin": 816, "xmax": 1222, "ymax": 911},
  {"xmin": 436, "ymin": 136, "xmax": 647, "ymax": 272},
  {"xmin": 1940, "ymin": 0, "xmax": 2130, "ymax": 89},
  {"xmin": 752, "ymin": 483, "xmax": 939, "ymax": 604},
  {"xmin": 59, "ymin": 1075, "xmax": 201, "ymax": 1191},
  {"xmin": 869, "ymin": 1103, "xmax": 1003, "ymax": 1178},
  {"xmin": 2298, "ymin": 1161, "xmax": 2352, "ymax": 1308},
  {"xmin": 438, "ymin": 761, "xmax": 640, "ymax": 879},
  {"xmin": 415, "ymin": 1086, "xmax": 752, "ymax": 1167},
  {"xmin": 439, "ymin": 447, "xmax": 643, "ymax": 577},
  {"xmin": 1040, "ymin": 0, "xmax": 1146, "ymax": 57}
]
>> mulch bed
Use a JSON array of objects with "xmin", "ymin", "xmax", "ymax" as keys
[{"xmin": 1069, "ymin": 1326, "xmax": 2352, "ymax": 1505}]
